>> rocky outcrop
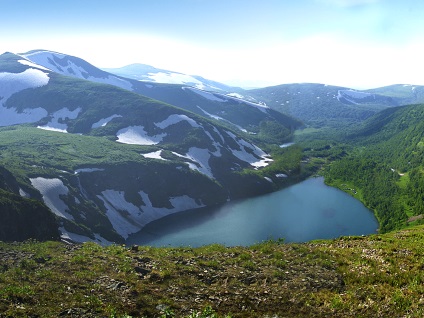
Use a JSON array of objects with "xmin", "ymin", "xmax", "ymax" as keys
[
  {"xmin": 0, "ymin": 189, "xmax": 60, "ymax": 242},
  {"xmin": 0, "ymin": 166, "xmax": 60, "ymax": 242}
]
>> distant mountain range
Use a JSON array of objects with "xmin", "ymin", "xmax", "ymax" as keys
[
  {"xmin": 2, "ymin": 48, "xmax": 424, "ymax": 244},
  {"xmin": 22, "ymin": 50, "xmax": 424, "ymax": 129},
  {"xmin": 21, "ymin": 50, "xmax": 299, "ymax": 135},
  {"xmin": 246, "ymin": 83, "xmax": 424, "ymax": 128},
  {"xmin": 0, "ymin": 50, "xmax": 301, "ymax": 243}
]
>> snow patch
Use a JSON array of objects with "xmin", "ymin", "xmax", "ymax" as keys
[
  {"xmin": 196, "ymin": 106, "xmax": 223, "ymax": 121},
  {"xmin": 196, "ymin": 106, "xmax": 247, "ymax": 132},
  {"xmin": 138, "ymin": 191, "xmax": 205, "ymax": 227},
  {"xmin": 0, "ymin": 106, "xmax": 47, "ymax": 127},
  {"xmin": 184, "ymin": 87, "xmax": 228, "ymax": 102},
  {"xmin": 203, "ymin": 130, "xmax": 222, "ymax": 157},
  {"xmin": 185, "ymin": 147, "xmax": 214, "ymax": 178},
  {"xmin": 37, "ymin": 107, "xmax": 81, "ymax": 133},
  {"xmin": 0, "ymin": 68, "xmax": 50, "ymax": 126},
  {"xmin": 17, "ymin": 59, "xmax": 51, "ymax": 71},
  {"xmin": 19, "ymin": 188, "xmax": 30, "ymax": 198},
  {"xmin": 143, "ymin": 72, "xmax": 204, "ymax": 88},
  {"xmin": 280, "ymin": 142, "xmax": 295, "ymax": 148},
  {"xmin": 60, "ymin": 227, "xmax": 114, "ymax": 246},
  {"xmin": 337, "ymin": 89, "xmax": 372, "ymax": 104},
  {"xmin": 224, "ymin": 94, "xmax": 269, "ymax": 112},
  {"xmin": 97, "ymin": 190, "xmax": 142, "ymax": 239},
  {"xmin": 0, "ymin": 68, "xmax": 49, "ymax": 103},
  {"xmin": 98, "ymin": 189, "xmax": 204, "ymax": 239},
  {"xmin": 154, "ymin": 114, "xmax": 201, "ymax": 129},
  {"xmin": 91, "ymin": 114, "xmax": 122, "ymax": 128},
  {"xmin": 30, "ymin": 177, "xmax": 73, "ymax": 220},
  {"xmin": 116, "ymin": 126, "xmax": 166, "ymax": 145},
  {"xmin": 276, "ymin": 173, "xmax": 288, "ymax": 178},
  {"xmin": 142, "ymin": 150, "xmax": 168, "ymax": 161},
  {"xmin": 172, "ymin": 149, "xmax": 214, "ymax": 178},
  {"xmin": 227, "ymin": 92, "xmax": 244, "ymax": 99},
  {"xmin": 23, "ymin": 50, "xmax": 133, "ymax": 91},
  {"xmin": 226, "ymin": 131, "xmax": 273, "ymax": 168}
]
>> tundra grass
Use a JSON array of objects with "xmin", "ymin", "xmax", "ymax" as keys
[{"xmin": 1, "ymin": 225, "xmax": 424, "ymax": 317}]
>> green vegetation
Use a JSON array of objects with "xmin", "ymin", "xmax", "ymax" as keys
[
  {"xmin": 248, "ymin": 83, "xmax": 391, "ymax": 128},
  {"xmin": 2, "ymin": 225, "xmax": 424, "ymax": 317},
  {"xmin": 319, "ymin": 103, "xmax": 424, "ymax": 233},
  {"xmin": 0, "ymin": 126, "xmax": 145, "ymax": 179},
  {"xmin": 0, "ymin": 123, "xmax": 307, "ymax": 243}
]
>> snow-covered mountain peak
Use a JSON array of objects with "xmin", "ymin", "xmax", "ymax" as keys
[
  {"xmin": 21, "ymin": 50, "xmax": 133, "ymax": 91},
  {"xmin": 103, "ymin": 63, "xmax": 236, "ymax": 92}
]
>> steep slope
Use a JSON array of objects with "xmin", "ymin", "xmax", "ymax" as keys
[
  {"xmin": 0, "ymin": 52, "xmax": 300, "ymax": 243},
  {"xmin": 325, "ymin": 103, "xmax": 424, "ymax": 232},
  {"xmin": 0, "ymin": 166, "xmax": 60, "ymax": 242},
  {"xmin": 247, "ymin": 83, "xmax": 405, "ymax": 128},
  {"xmin": 0, "ymin": 189, "xmax": 60, "ymax": 242},
  {"xmin": 21, "ymin": 50, "xmax": 301, "ymax": 139}
]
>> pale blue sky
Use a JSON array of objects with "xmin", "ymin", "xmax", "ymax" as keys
[{"xmin": 1, "ymin": 0, "xmax": 424, "ymax": 88}]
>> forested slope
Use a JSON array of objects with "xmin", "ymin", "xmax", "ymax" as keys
[{"xmin": 324, "ymin": 103, "xmax": 424, "ymax": 232}]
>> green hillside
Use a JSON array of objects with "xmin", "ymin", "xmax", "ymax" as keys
[
  {"xmin": 0, "ymin": 52, "xmax": 308, "ymax": 243},
  {"xmin": 324, "ymin": 103, "xmax": 424, "ymax": 232},
  {"xmin": 248, "ymin": 83, "xmax": 424, "ymax": 129},
  {"xmin": 248, "ymin": 83, "xmax": 390, "ymax": 128}
]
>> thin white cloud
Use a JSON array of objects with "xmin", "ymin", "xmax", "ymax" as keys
[
  {"xmin": 3, "ymin": 28, "xmax": 424, "ymax": 90},
  {"xmin": 316, "ymin": 0, "xmax": 379, "ymax": 7}
]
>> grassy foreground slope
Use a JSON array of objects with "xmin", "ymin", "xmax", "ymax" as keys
[{"xmin": 1, "ymin": 225, "xmax": 424, "ymax": 317}]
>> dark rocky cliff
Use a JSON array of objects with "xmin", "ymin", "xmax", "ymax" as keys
[{"xmin": 0, "ymin": 167, "xmax": 60, "ymax": 242}]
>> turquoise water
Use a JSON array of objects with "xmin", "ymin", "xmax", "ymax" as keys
[{"xmin": 126, "ymin": 177, "xmax": 379, "ymax": 247}]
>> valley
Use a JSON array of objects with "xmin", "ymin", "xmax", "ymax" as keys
[
  {"xmin": 1, "ymin": 49, "xmax": 424, "ymax": 245},
  {"xmin": 1, "ymin": 49, "xmax": 424, "ymax": 317}
]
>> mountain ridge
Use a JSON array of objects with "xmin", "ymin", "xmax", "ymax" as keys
[
  {"xmin": 0, "ymin": 51, "xmax": 304, "ymax": 244},
  {"xmin": 19, "ymin": 49, "xmax": 301, "ymax": 139}
]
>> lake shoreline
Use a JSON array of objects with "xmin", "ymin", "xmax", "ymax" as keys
[{"xmin": 127, "ymin": 177, "xmax": 379, "ymax": 247}]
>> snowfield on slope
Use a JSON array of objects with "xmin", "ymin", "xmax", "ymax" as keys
[
  {"xmin": 226, "ymin": 131, "xmax": 273, "ymax": 168},
  {"xmin": 0, "ymin": 68, "xmax": 50, "ymax": 126},
  {"xmin": 0, "ymin": 68, "xmax": 50, "ymax": 102},
  {"xmin": 23, "ymin": 50, "xmax": 133, "ymax": 91},
  {"xmin": 337, "ymin": 89, "xmax": 373, "ymax": 104},
  {"xmin": 30, "ymin": 177, "xmax": 74, "ymax": 220},
  {"xmin": 116, "ymin": 126, "xmax": 167, "ymax": 145},
  {"xmin": 91, "ymin": 114, "xmax": 122, "ymax": 128},
  {"xmin": 154, "ymin": 114, "xmax": 201, "ymax": 129},
  {"xmin": 184, "ymin": 87, "xmax": 228, "ymax": 102},
  {"xmin": 17, "ymin": 59, "xmax": 51, "ymax": 71},
  {"xmin": 60, "ymin": 227, "xmax": 114, "ymax": 246},
  {"xmin": 98, "ymin": 189, "xmax": 204, "ymax": 239},
  {"xmin": 141, "ymin": 150, "xmax": 168, "ymax": 161},
  {"xmin": 37, "ymin": 107, "xmax": 81, "ymax": 133},
  {"xmin": 143, "ymin": 72, "xmax": 206, "ymax": 89},
  {"xmin": 185, "ymin": 147, "xmax": 215, "ymax": 178}
]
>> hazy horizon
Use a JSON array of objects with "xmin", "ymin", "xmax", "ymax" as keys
[{"xmin": 2, "ymin": 0, "xmax": 424, "ymax": 89}]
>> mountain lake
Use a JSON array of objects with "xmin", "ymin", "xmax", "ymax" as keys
[{"xmin": 126, "ymin": 177, "xmax": 379, "ymax": 247}]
